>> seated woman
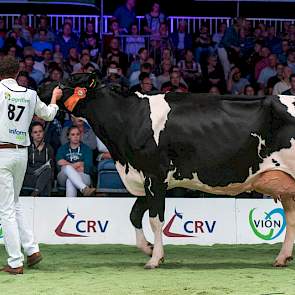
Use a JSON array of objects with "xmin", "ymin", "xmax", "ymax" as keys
[
  {"xmin": 23, "ymin": 122, "xmax": 54, "ymax": 197},
  {"xmin": 56, "ymin": 126, "xmax": 96, "ymax": 197},
  {"xmin": 60, "ymin": 116, "xmax": 97, "ymax": 151}
]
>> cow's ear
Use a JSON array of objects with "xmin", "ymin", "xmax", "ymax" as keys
[{"xmin": 88, "ymin": 70, "xmax": 102, "ymax": 89}]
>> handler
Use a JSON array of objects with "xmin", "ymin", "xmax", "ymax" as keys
[{"xmin": 0, "ymin": 56, "xmax": 62, "ymax": 274}]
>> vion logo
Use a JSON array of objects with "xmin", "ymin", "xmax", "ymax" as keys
[
  {"xmin": 55, "ymin": 208, "xmax": 109, "ymax": 237},
  {"xmin": 249, "ymin": 208, "xmax": 286, "ymax": 240},
  {"xmin": 163, "ymin": 208, "xmax": 216, "ymax": 238}
]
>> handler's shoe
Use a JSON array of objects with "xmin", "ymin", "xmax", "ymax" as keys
[
  {"xmin": 82, "ymin": 186, "xmax": 96, "ymax": 196},
  {"xmin": 27, "ymin": 252, "xmax": 42, "ymax": 267},
  {"xmin": 1, "ymin": 265, "xmax": 23, "ymax": 275}
]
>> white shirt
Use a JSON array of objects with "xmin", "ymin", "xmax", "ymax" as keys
[
  {"xmin": 0, "ymin": 79, "xmax": 59, "ymax": 146},
  {"xmin": 272, "ymin": 81, "xmax": 291, "ymax": 95}
]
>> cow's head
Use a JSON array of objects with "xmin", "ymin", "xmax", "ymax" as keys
[{"xmin": 58, "ymin": 71, "xmax": 102, "ymax": 113}]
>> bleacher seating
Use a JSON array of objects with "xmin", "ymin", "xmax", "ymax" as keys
[{"xmin": 97, "ymin": 159, "xmax": 128, "ymax": 193}]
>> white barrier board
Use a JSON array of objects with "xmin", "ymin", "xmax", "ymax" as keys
[
  {"xmin": 0, "ymin": 197, "xmax": 286, "ymax": 245},
  {"xmin": 236, "ymin": 199, "xmax": 285, "ymax": 244}
]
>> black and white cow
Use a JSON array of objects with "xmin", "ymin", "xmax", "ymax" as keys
[{"xmin": 47, "ymin": 72, "xmax": 295, "ymax": 269}]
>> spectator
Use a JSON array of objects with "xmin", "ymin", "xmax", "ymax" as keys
[
  {"xmin": 23, "ymin": 122, "xmax": 55, "ymax": 197},
  {"xmin": 272, "ymin": 66, "xmax": 292, "ymax": 95},
  {"xmin": 16, "ymin": 70, "xmax": 37, "ymax": 90},
  {"xmin": 209, "ymin": 86, "xmax": 221, "ymax": 94},
  {"xmin": 56, "ymin": 126, "xmax": 96, "ymax": 197},
  {"xmin": 170, "ymin": 20, "xmax": 192, "ymax": 61},
  {"xmin": 52, "ymin": 53, "xmax": 69, "ymax": 79},
  {"xmin": 246, "ymin": 41, "xmax": 263, "ymax": 79},
  {"xmin": 161, "ymin": 69, "xmax": 189, "ymax": 93},
  {"xmin": 96, "ymin": 137, "xmax": 111, "ymax": 161},
  {"xmin": 239, "ymin": 27, "xmax": 255, "ymax": 60},
  {"xmin": 143, "ymin": 1, "xmax": 166, "ymax": 37},
  {"xmin": 286, "ymin": 50, "xmax": 295, "ymax": 73},
  {"xmin": 282, "ymin": 74, "xmax": 295, "ymax": 95},
  {"xmin": 202, "ymin": 54, "xmax": 225, "ymax": 93},
  {"xmin": 82, "ymin": 63, "xmax": 96, "ymax": 73},
  {"xmin": 103, "ymin": 18, "xmax": 122, "ymax": 53},
  {"xmin": 193, "ymin": 25, "xmax": 214, "ymax": 64},
  {"xmin": 85, "ymin": 36, "xmax": 101, "ymax": 63},
  {"xmin": 34, "ymin": 15, "xmax": 55, "ymax": 44},
  {"xmin": 254, "ymin": 46, "xmax": 271, "ymax": 80},
  {"xmin": 0, "ymin": 17, "xmax": 7, "ymax": 39},
  {"xmin": 23, "ymin": 55, "xmax": 44, "ymax": 85},
  {"xmin": 64, "ymin": 47, "xmax": 79, "ymax": 74},
  {"xmin": 212, "ymin": 23, "xmax": 227, "ymax": 49},
  {"xmin": 177, "ymin": 48, "xmax": 202, "ymax": 91},
  {"xmin": 125, "ymin": 24, "xmax": 145, "ymax": 57},
  {"xmin": 130, "ymin": 72, "xmax": 157, "ymax": 93},
  {"xmin": 244, "ymin": 84, "xmax": 256, "ymax": 96},
  {"xmin": 267, "ymin": 63, "xmax": 284, "ymax": 95},
  {"xmin": 32, "ymin": 29, "xmax": 53, "ymax": 60},
  {"xmin": 34, "ymin": 49, "xmax": 52, "ymax": 75},
  {"xmin": 113, "ymin": 0, "xmax": 137, "ymax": 33},
  {"xmin": 129, "ymin": 62, "xmax": 157, "ymax": 88},
  {"xmin": 157, "ymin": 59, "xmax": 172, "ymax": 90},
  {"xmin": 55, "ymin": 23, "xmax": 79, "ymax": 59},
  {"xmin": 33, "ymin": 114, "xmax": 63, "ymax": 155},
  {"xmin": 6, "ymin": 45, "xmax": 17, "ymax": 59},
  {"xmin": 102, "ymin": 61, "xmax": 129, "ymax": 92},
  {"xmin": 128, "ymin": 47, "xmax": 148, "ymax": 75},
  {"xmin": 265, "ymin": 26, "xmax": 281, "ymax": 55},
  {"xmin": 4, "ymin": 28, "xmax": 30, "ymax": 57},
  {"xmin": 161, "ymin": 47, "xmax": 174, "ymax": 64},
  {"xmin": 258, "ymin": 54, "xmax": 278, "ymax": 91},
  {"xmin": 140, "ymin": 73, "xmax": 157, "ymax": 93},
  {"xmin": 104, "ymin": 37, "xmax": 129, "ymax": 75},
  {"xmin": 40, "ymin": 66, "xmax": 64, "ymax": 86},
  {"xmin": 79, "ymin": 20, "xmax": 99, "ymax": 47},
  {"xmin": 278, "ymin": 40, "xmax": 290, "ymax": 64},
  {"xmin": 19, "ymin": 14, "xmax": 34, "ymax": 44},
  {"xmin": 218, "ymin": 17, "xmax": 244, "ymax": 80},
  {"xmin": 227, "ymin": 66, "xmax": 249, "ymax": 94},
  {"xmin": 60, "ymin": 116, "xmax": 97, "ymax": 151},
  {"xmin": 73, "ymin": 53, "xmax": 99, "ymax": 73}
]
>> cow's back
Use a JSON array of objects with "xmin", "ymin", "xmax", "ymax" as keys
[{"xmin": 159, "ymin": 93, "xmax": 272, "ymax": 187}]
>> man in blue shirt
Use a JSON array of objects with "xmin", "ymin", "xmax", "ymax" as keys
[
  {"xmin": 113, "ymin": 0, "xmax": 137, "ymax": 33},
  {"xmin": 32, "ymin": 29, "xmax": 53, "ymax": 61}
]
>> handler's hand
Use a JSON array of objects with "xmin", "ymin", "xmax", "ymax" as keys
[{"xmin": 52, "ymin": 86, "xmax": 63, "ymax": 101}]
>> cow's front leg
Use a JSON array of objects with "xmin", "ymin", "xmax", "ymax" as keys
[
  {"xmin": 144, "ymin": 177, "xmax": 166, "ymax": 269},
  {"xmin": 130, "ymin": 197, "xmax": 153, "ymax": 256},
  {"xmin": 274, "ymin": 197, "xmax": 295, "ymax": 267}
]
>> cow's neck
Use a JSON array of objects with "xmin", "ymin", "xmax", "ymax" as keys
[{"xmin": 73, "ymin": 88, "xmax": 131, "ymax": 165}]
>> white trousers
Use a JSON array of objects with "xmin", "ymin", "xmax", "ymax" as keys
[
  {"xmin": 57, "ymin": 165, "xmax": 91, "ymax": 198},
  {"xmin": 0, "ymin": 148, "xmax": 39, "ymax": 268}
]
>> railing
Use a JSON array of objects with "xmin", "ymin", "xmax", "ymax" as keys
[{"xmin": 1, "ymin": 14, "xmax": 295, "ymax": 35}]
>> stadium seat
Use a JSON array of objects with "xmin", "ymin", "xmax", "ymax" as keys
[{"xmin": 97, "ymin": 159, "xmax": 128, "ymax": 193}]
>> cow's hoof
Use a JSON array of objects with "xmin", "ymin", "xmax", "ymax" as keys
[
  {"xmin": 273, "ymin": 256, "xmax": 293, "ymax": 267},
  {"xmin": 144, "ymin": 257, "xmax": 165, "ymax": 270},
  {"xmin": 144, "ymin": 263, "xmax": 157, "ymax": 270}
]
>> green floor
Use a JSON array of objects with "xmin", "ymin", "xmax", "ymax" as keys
[{"xmin": 0, "ymin": 244, "xmax": 294, "ymax": 295}]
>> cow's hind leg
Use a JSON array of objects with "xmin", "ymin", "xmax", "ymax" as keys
[
  {"xmin": 130, "ymin": 197, "xmax": 153, "ymax": 256},
  {"xmin": 144, "ymin": 177, "xmax": 167, "ymax": 269},
  {"xmin": 274, "ymin": 197, "xmax": 295, "ymax": 267}
]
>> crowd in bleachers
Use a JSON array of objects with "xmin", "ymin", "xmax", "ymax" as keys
[{"xmin": 1, "ymin": 0, "xmax": 295, "ymax": 197}]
